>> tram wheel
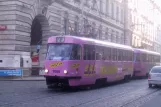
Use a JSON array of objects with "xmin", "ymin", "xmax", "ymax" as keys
[
  {"xmin": 47, "ymin": 84, "xmax": 55, "ymax": 89},
  {"xmin": 148, "ymin": 84, "xmax": 152, "ymax": 88},
  {"xmin": 124, "ymin": 75, "xmax": 130, "ymax": 82}
]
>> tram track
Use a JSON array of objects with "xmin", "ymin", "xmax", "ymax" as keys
[
  {"xmin": 120, "ymin": 88, "xmax": 161, "ymax": 107},
  {"xmin": 0, "ymin": 81, "xmax": 141, "ymax": 107},
  {"xmin": 73, "ymin": 87, "xmax": 159, "ymax": 107},
  {"xmin": 0, "ymin": 79, "xmax": 150, "ymax": 107},
  {"xmin": 0, "ymin": 90, "xmax": 69, "ymax": 107},
  {"xmin": 0, "ymin": 86, "xmax": 133, "ymax": 107}
]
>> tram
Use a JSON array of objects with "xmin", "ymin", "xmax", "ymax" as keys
[
  {"xmin": 133, "ymin": 48, "xmax": 160, "ymax": 77},
  {"xmin": 44, "ymin": 36, "xmax": 134, "ymax": 88}
]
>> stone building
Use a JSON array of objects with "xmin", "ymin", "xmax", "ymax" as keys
[
  {"xmin": 128, "ymin": 0, "xmax": 161, "ymax": 51},
  {"xmin": 0, "ymin": 0, "xmax": 129, "ymax": 76}
]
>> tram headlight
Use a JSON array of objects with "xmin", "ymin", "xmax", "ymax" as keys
[
  {"xmin": 64, "ymin": 70, "xmax": 68, "ymax": 74},
  {"xmin": 45, "ymin": 69, "xmax": 49, "ymax": 73}
]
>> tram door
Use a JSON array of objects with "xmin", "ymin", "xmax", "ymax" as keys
[{"xmin": 83, "ymin": 45, "xmax": 96, "ymax": 77}]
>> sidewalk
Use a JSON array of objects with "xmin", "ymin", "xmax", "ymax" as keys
[{"xmin": 0, "ymin": 76, "xmax": 45, "ymax": 81}]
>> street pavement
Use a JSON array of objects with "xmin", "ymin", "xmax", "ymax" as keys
[
  {"xmin": 0, "ymin": 76, "xmax": 45, "ymax": 81},
  {"xmin": 0, "ymin": 79, "xmax": 161, "ymax": 107}
]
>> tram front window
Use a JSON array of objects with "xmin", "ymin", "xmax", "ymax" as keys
[{"xmin": 46, "ymin": 44, "xmax": 81, "ymax": 60}]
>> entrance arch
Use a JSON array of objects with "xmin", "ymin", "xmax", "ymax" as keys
[{"xmin": 30, "ymin": 15, "xmax": 50, "ymax": 75}]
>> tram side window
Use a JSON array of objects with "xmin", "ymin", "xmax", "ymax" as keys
[
  {"xmin": 118, "ymin": 49, "xmax": 122, "ymax": 61},
  {"xmin": 111, "ymin": 48, "xmax": 113, "ymax": 61},
  {"xmin": 146, "ymin": 54, "xmax": 149, "ymax": 62},
  {"xmin": 122, "ymin": 51, "xmax": 125, "ymax": 61},
  {"xmin": 128, "ymin": 51, "xmax": 130, "ymax": 61},
  {"xmin": 156, "ymin": 55, "xmax": 159, "ymax": 62},
  {"xmin": 149, "ymin": 55, "xmax": 152, "ymax": 62},
  {"xmin": 142, "ymin": 53, "xmax": 146, "ymax": 62},
  {"xmin": 95, "ymin": 46, "xmax": 103, "ymax": 60},
  {"xmin": 131, "ymin": 51, "xmax": 133, "ymax": 61},
  {"xmin": 158, "ymin": 56, "xmax": 161, "ymax": 62},
  {"xmin": 71, "ymin": 45, "xmax": 81, "ymax": 60},
  {"xmin": 157, "ymin": 55, "xmax": 160, "ymax": 62},
  {"xmin": 151, "ymin": 55, "xmax": 154, "ymax": 62},
  {"xmin": 115, "ymin": 49, "xmax": 118, "ymax": 61},
  {"xmin": 106, "ymin": 47, "xmax": 111, "ymax": 60},
  {"xmin": 102, "ymin": 46, "xmax": 106, "ymax": 60},
  {"xmin": 103, "ymin": 47, "xmax": 111, "ymax": 60},
  {"xmin": 153, "ymin": 55, "xmax": 156, "ymax": 62},
  {"xmin": 148, "ymin": 54, "xmax": 150, "ymax": 62},
  {"xmin": 141, "ymin": 53, "xmax": 144, "ymax": 62},
  {"xmin": 146, "ymin": 54, "xmax": 148, "ymax": 62},
  {"xmin": 112, "ymin": 48, "xmax": 117, "ymax": 61},
  {"xmin": 84, "ymin": 44, "xmax": 95, "ymax": 60},
  {"xmin": 124, "ymin": 50, "xmax": 127, "ymax": 61},
  {"xmin": 128, "ymin": 51, "xmax": 131, "ymax": 61},
  {"xmin": 121, "ymin": 50, "xmax": 123, "ymax": 61},
  {"xmin": 155, "ymin": 55, "xmax": 158, "ymax": 62},
  {"xmin": 130, "ymin": 51, "xmax": 133, "ymax": 61},
  {"xmin": 126, "ymin": 50, "xmax": 129, "ymax": 61},
  {"xmin": 136, "ymin": 53, "xmax": 141, "ymax": 62},
  {"xmin": 127, "ymin": 50, "xmax": 130, "ymax": 61}
]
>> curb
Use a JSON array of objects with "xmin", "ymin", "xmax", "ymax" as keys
[
  {"xmin": 0, "ymin": 79, "xmax": 45, "ymax": 81},
  {"xmin": 0, "ymin": 76, "xmax": 45, "ymax": 81}
]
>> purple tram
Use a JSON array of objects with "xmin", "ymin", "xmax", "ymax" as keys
[
  {"xmin": 44, "ymin": 36, "xmax": 134, "ymax": 88},
  {"xmin": 133, "ymin": 48, "xmax": 161, "ymax": 77}
]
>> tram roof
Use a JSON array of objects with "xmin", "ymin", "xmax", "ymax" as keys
[
  {"xmin": 49, "ymin": 35, "xmax": 133, "ymax": 51},
  {"xmin": 134, "ymin": 48, "xmax": 160, "ymax": 55}
]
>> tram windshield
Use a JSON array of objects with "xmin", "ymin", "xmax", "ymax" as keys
[{"xmin": 46, "ymin": 44, "xmax": 81, "ymax": 60}]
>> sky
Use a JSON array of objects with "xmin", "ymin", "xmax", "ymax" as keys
[{"xmin": 154, "ymin": 0, "xmax": 161, "ymax": 5}]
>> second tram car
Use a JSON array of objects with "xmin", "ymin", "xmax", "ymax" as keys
[{"xmin": 133, "ymin": 48, "xmax": 160, "ymax": 77}]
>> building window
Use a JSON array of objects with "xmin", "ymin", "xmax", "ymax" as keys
[
  {"xmin": 98, "ymin": 25, "xmax": 102, "ymax": 40},
  {"xmin": 121, "ymin": 9, "xmax": 124, "ymax": 23},
  {"xmin": 111, "ymin": 30, "xmax": 114, "ymax": 42},
  {"xmin": 116, "ymin": 6, "xmax": 119, "ymax": 22},
  {"xmin": 105, "ymin": 28, "xmax": 108, "ymax": 40},
  {"xmin": 111, "ymin": 2, "xmax": 114, "ymax": 19},
  {"xmin": 74, "ymin": 0, "xmax": 81, "ymax": 3},
  {"xmin": 100, "ymin": 0, "xmax": 103, "ymax": 13},
  {"xmin": 121, "ymin": 33, "xmax": 124, "ymax": 44},
  {"xmin": 83, "ymin": 18, "xmax": 88, "ymax": 35},
  {"xmin": 92, "ymin": 0, "xmax": 97, "ymax": 10},
  {"xmin": 106, "ymin": 0, "xmax": 109, "ymax": 15},
  {"xmin": 74, "ymin": 16, "xmax": 79, "ymax": 35},
  {"xmin": 116, "ymin": 31, "xmax": 119, "ymax": 43},
  {"xmin": 64, "ymin": 12, "xmax": 69, "ymax": 35},
  {"xmin": 85, "ymin": 0, "xmax": 90, "ymax": 7},
  {"xmin": 108, "ymin": 29, "xmax": 112, "ymax": 42},
  {"xmin": 137, "ymin": 19, "xmax": 139, "ymax": 30},
  {"xmin": 91, "ymin": 22, "xmax": 96, "ymax": 38}
]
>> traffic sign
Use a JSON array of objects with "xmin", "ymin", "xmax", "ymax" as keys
[{"xmin": 0, "ymin": 69, "xmax": 22, "ymax": 76}]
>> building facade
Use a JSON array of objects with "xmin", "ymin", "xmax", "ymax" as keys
[
  {"xmin": 155, "ymin": 25, "xmax": 161, "ymax": 53},
  {"xmin": 0, "ymin": 0, "xmax": 129, "ymax": 76},
  {"xmin": 128, "ymin": 0, "xmax": 161, "ymax": 51}
]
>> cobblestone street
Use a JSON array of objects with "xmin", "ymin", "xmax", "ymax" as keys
[{"xmin": 0, "ymin": 79, "xmax": 160, "ymax": 107}]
